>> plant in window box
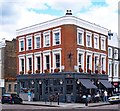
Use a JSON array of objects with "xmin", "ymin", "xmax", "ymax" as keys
[
  {"xmin": 95, "ymin": 70, "xmax": 98, "ymax": 74},
  {"xmin": 87, "ymin": 69, "xmax": 91, "ymax": 74},
  {"xmin": 20, "ymin": 71, "xmax": 24, "ymax": 75},
  {"xmin": 28, "ymin": 70, "xmax": 32, "ymax": 74},
  {"xmin": 102, "ymin": 70, "xmax": 106, "ymax": 74},
  {"xmin": 44, "ymin": 69, "xmax": 49, "ymax": 73},
  {"xmin": 79, "ymin": 68, "xmax": 83, "ymax": 72},
  {"xmin": 35, "ymin": 70, "xmax": 40, "ymax": 74},
  {"xmin": 54, "ymin": 68, "xmax": 60, "ymax": 72}
]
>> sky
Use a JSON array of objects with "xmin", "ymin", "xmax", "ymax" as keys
[{"xmin": 0, "ymin": 0, "xmax": 119, "ymax": 41}]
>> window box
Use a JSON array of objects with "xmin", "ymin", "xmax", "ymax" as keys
[
  {"xmin": 87, "ymin": 69, "xmax": 91, "ymax": 74},
  {"xmin": 102, "ymin": 70, "xmax": 106, "ymax": 74},
  {"xmin": 44, "ymin": 69, "xmax": 49, "ymax": 73},
  {"xmin": 95, "ymin": 70, "xmax": 98, "ymax": 74},
  {"xmin": 35, "ymin": 70, "xmax": 40, "ymax": 74},
  {"xmin": 79, "ymin": 68, "xmax": 83, "ymax": 72},
  {"xmin": 54, "ymin": 68, "xmax": 60, "ymax": 72},
  {"xmin": 28, "ymin": 70, "xmax": 32, "ymax": 74},
  {"xmin": 20, "ymin": 71, "xmax": 24, "ymax": 75}
]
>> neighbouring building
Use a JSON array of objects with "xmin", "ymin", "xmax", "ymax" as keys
[
  {"xmin": 108, "ymin": 32, "xmax": 120, "ymax": 93},
  {"xmin": 4, "ymin": 39, "xmax": 17, "ymax": 94},
  {"xmin": 0, "ymin": 38, "xmax": 6, "ymax": 97},
  {"xmin": 16, "ymin": 10, "xmax": 113, "ymax": 102}
]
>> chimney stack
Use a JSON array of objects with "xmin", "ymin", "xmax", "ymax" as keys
[{"xmin": 65, "ymin": 10, "xmax": 72, "ymax": 15}]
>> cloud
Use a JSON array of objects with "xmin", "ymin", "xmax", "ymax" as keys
[{"xmin": 0, "ymin": 0, "xmax": 118, "ymax": 41}]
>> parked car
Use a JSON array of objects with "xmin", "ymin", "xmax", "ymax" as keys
[
  {"xmin": 108, "ymin": 93, "xmax": 120, "ymax": 104},
  {"xmin": 1, "ymin": 93, "xmax": 23, "ymax": 104}
]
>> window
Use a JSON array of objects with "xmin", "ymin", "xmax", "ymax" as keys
[
  {"xmin": 108, "ymin": 48, "xmax": 112, "ymax": 58},
  {"xmin": 94, "ymin": 56, "xmax": 98, "ymax": 70},
  {"xmin": 14, "ymin": 84, "xmax": 17, "ymax": 92},
  {"xmin": 86, "ymin": 32, "xmax": 92, "ymax": 47},
  {"xmin": 78, "ymin": 54, "xmax": 82, "ymax": 68},
  {"xmin": 28, "ymin": 58, "xmax": 32, "ymax": 70},
  {"xmin": 77, "ymin": 28, "xmax": 84, "ymax": 45},
  {"xmin": 108, "ymin": 62, "xmax": 112, "ymax": 76},
  {"xmin": 114, "ymin": 49, "xmax": 118, "ymax": 59},
  {"xmin": 87, "ymin": 55, "xmax": 90, "ymax": 69},
  {"xmin": 36, "ymin": 37, "xmax": 40, "ymax": 48},
  {"xmin": 101, "ymin": 57, "xmax": 105, "ymax": 71},
  {"xmin": 43, "ymin": 31, "xmax": 50, "ymax": 47},
  {"xmin": 54, "ymin": 32, "xmax": 60, "ymax": 45},
  {"xmin": 55, "ymin": 54, "xmax": 60, "ymax": 68},
  {"xmin": 114, "ymin": 64, "xmax": 118, "ymax": 77},
  {"xmin": 101, "ymin": 36, "xmax": 106, "ymax": 50},
  {"xmin": 8, "ymin": 84, "xmax": 11, "ymax": 92},
  {"xmin": 37, "ymin": 56, "xmax": 40, "ymax": 70},
  {"xmin": 46, "ymin": 55, "xmax": 50, "ymax": 69},
  {"xmin": 20, "ymin": 41, "xmax": 24, "ymax": 51},
  {"xmin": 21, "ymin": 59, "xmax": 24, "ymax": 71},
  {"xmin": 94, "ymin": 35, "xmax": 99, "ymax": 49},
  {"xmin": 28, "ymin": 39, "xmax": 32, "ymax": 50}
]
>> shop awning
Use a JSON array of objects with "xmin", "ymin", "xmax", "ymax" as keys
[
  {"xmin": 79, "ymin": 79, "xmax": 97, "ymax": 89},
  {"xmin": 99, "ymin": 80, "xmax": 113, "ymax": 88}
]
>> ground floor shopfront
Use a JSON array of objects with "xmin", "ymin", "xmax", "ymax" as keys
[{"xmin": 17, "ymin": 72, "xmax": 113, "ymax": 103}]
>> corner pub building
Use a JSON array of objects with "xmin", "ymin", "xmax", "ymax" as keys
[{"xmin": 16, "ymin": 10, "xmax": 113, "ymax": 102}]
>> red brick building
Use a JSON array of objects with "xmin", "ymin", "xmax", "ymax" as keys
[
  {"xmin": 16, "ymin": 11, "xmax": 113, "ymax": 102},
  {"xmin": 16, "ymin": 12, "xmax": 108, "ymax": 75}
]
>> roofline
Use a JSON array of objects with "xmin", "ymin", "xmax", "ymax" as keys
[{"xmin": 16, "ymin": 15, "xmax": 108, "ymax": 36}]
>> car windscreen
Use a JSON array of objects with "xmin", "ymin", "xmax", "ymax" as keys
[{"xmin": 3, "ymin": 94, "xmax": 11, "ymax": 97}]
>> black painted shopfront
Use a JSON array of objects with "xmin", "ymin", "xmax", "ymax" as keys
[{"xmin": 17, "ymin": 72, "xmax": 113, "ymax": 102}]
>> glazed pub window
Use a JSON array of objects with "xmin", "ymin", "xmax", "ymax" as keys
[
  {"xmin": 45, "ymin": 35, "xmax": 50, "ymax": 46},
  {"xmin": 78, "ymin": 53, "xmax": 82, "ymax": 68},
  {"xmin": 8, "ymin": 84, "xmax": 11, "ymax": 92},
  {"xmin": 14, "ymin": 84, "xmax": 17, "ymax": 92},
  {"xmin": 87, "ymin": 35, "xmax": 90, "ymax": 46},
  {"xmin": 78, "ymin": 32, "xmax": 82, "ymax": 44},
  {"xmin": 87, "ymin": 55, "xmax": 90, "ymax": 69}
]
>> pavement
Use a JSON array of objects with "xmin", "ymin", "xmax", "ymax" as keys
[{"xmin": 22, "ymin": 101, "xmax": 110, "ymax": 108}]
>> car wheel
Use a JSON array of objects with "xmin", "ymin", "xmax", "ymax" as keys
[{"xmin": 1, "ymin": 102, "xmax": 4, "ymax": 104}]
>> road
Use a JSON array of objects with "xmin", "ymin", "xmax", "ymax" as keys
[{"xmin": 1, "ymin": 104, "xmax": 119, "ymax": 111}]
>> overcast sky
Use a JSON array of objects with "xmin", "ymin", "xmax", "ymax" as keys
[{"xmin": 0, "ymin": 0, "xmax": 119, "ymax": 41}]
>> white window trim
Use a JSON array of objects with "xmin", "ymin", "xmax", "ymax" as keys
[
  {"xmin": 94, "ymin": 33, "xmax": 99, "ymax": 49},
  {"xmin": 43, "ymin": 30, "xmax": 51, "ymax": 47},
  {"xmin": 77, "ymin": 28, "xmax": 84, "ymax": 46},
  {"xmin": 34, "ymin": 33, "xmax": 41, "ymax": 49},
  {"xmin": 18, "ymin": 56, "xmax": 25, "ymax": 74},
  {"xmin": 108, "ymin": 47, "xmax": 112, "ymax": 58},
  {"xmin": 26, "ymin": 35, "xmax": 33, "ymax": 50},
  {"xmin": 101, "ymin": 35, "xmax": 106, "ymax": 51},
  {"xmin": 52, "ymin": 28, "xmax": 61, "ymax": 46},
  {"xmin": 26, "ymin": 54, "xmax": 33, "ymax": 74},
  {"xmin": 52, "ymin": 49, "xmax": 61, "ymax": 72},
  {"xmin": 86, "ymin": 52, "xmax": 92, "ymax": 72},
  {"xmin": 34, "ymin": 52, "xmax": 42, "ymax": 73},
  {"xmin": 86, "ymin": 31, "xmax": 92, "ymax": 47},
  {"xmin": 43, "ymin": 51, "xmax": 51, "ymax": 72},
  {"xmin": 19, "ymin": 39, "xmax": 25, "ymax": 52},
  {"xmin": 77, "ymin": 50, "xmax": 85, "ymax": 72}
]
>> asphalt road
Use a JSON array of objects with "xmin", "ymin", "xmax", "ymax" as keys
[{"xmin": 1, "ymin": 104, "xmax": 119, "ymax": 111}]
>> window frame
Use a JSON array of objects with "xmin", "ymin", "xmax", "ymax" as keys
[
  {"xmin": 101, "ymin": 36, "xmax": 106, "ymax": 51},
  {"xmin": 86, "ymin": 52, "xmax": 92, "ymax": 72},
  {"xmin": 108, "ymin": 47, "xmax": 112, "ymax": 58},
  {"xmin": 94, "ymin": 34, "xmax": 99, "ymax": 49},
  {"xmin": 19, "ymin": 37, "xmax": 25, "ymax": 52}
]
